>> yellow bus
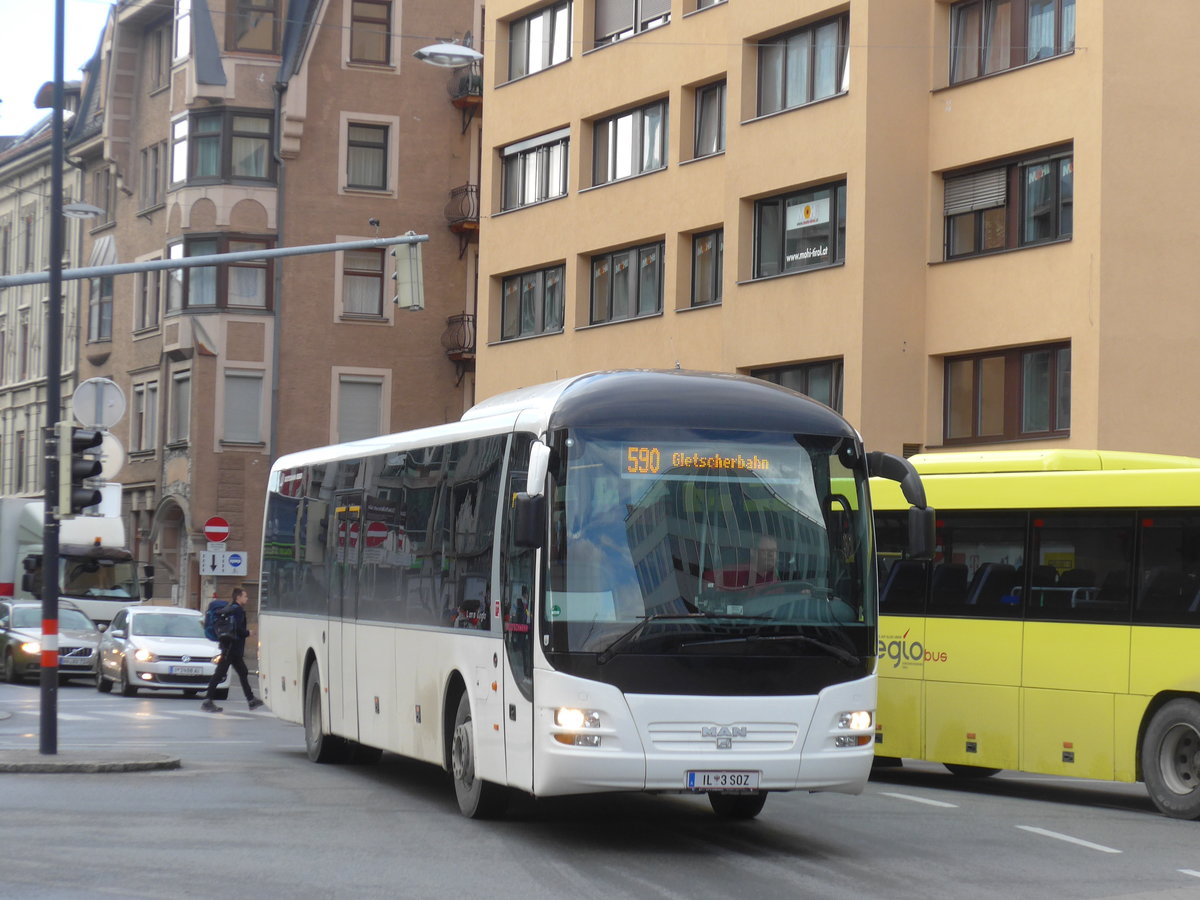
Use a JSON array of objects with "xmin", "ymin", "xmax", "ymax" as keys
[{"xmin": 871, "ymin": 449, "xmax": 1200, "ymax": 820}]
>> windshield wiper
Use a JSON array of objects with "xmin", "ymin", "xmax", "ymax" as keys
[
  {"xmin": 679, "ymin": 633, "xmax": 861, "ymax": 667},
  {"xmin": 596, "ymin": 612, "xmax": 741, "ymax": 664}
]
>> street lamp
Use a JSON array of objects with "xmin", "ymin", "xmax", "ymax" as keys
[{"xmin": 413, "ymin": 39, "xmax": 482, "ymax": 68}]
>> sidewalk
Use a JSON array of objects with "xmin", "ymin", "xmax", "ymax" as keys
[{"xmin": 0, "ymin": 708, "xmax": 180, "ymax": 773}]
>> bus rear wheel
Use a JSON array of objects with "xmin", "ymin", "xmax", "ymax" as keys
[
  {"xmin": 708, "ymin": 791, "xmax": 767, "ymax": 820},
  {"xmin": 1142, "ymin": 698, "xmax": 1200, "ymax": 820},
  {"xmin": 944, "ymin": 763, "xmax": 1001, "ymax": 778},
  {"xmin": 304, "ymin": 668, "xmax": 348, "ymax": 764},
  {"xmin": 451, "ymin": 692, "xmax": 508, "ymax": 819}
]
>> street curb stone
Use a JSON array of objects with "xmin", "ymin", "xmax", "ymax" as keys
[{"xmin": 0, "ymin": 750, "xmax": 181, "ymax": 773}]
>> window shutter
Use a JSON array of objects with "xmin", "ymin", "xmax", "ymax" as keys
[
  {"xmin": 641, "ymin": 0, "xmax": 670, "ymax": 18},
  {"xmin": 596, "ymin": 0, "xmax": 634, "ymax": 37},
  {"xmin": 943, "ymin": 168, "xmax": 1006, "ymax": 215},
  {"xmin": 338, "ymin": 377, "xmax": 383, "ymax": 442}
]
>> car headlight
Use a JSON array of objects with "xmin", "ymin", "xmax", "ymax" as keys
[
  {"xmin": 211, "ymin": 652, "xmax": 222, "ymax": 664},
  {"xmin": 19, "ymin": 641, "xmax": 40, "ymax": 655},
  {"xmin": 133, "ymin": 648, "xmax": 157, "ymax": 663}
]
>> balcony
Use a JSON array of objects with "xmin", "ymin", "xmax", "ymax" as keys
[
  {"xmin": 445, "ymin": 184, "xmax": 479, "ymax": 257},
  {"xmin": 448, "ymin": 60, "xmax": 482, "ymax": 133},
  {"xmin": 441, "ymin": 314, "xmax": 476, "ymax": 383}
]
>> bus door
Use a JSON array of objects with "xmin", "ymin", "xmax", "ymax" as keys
[
  {"xmin": 330, "ymin": 494, "xmax": 363, "ymax": 739},
  {"xmin": 500, "ymin": 436, "xmax": 536, "ymax": 792}
]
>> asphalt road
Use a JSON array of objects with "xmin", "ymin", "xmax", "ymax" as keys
[{"xmin": 0, "ymin": 680, "xmax": 1197, "ymax": 900}]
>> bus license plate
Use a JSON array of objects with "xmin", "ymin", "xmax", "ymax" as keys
[
  {"xmin": 170, "ymin": 666, "xmax": 203, "ymax": 676},
  {"xmin": 686, "ymin": 771, "xmax": 760, "ymax": 790}
]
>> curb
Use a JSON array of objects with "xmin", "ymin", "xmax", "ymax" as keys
[{"xmin": 0, "ymin": 750, "xmax": 181, "ymax": 773}]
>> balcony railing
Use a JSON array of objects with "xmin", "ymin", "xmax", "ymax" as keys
[
  {"xmin": 441, "ymin": 314, "xmax": 476, "ymax": 377},
  {"xmin": 449, "ymin": 60, "xmax": 483, "ymax": 104}
]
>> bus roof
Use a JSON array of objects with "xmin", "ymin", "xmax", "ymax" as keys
[{"xmin": 906, "ymin": 449, "xmax": 1200, "ymax": 475}]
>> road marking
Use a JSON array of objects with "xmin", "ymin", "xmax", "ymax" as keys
[
  {"xmin": 878, "ymin": 791, "xmax": 959, "ymax": 808},
  {"xmin": 1016, "ymin": 826, "xmax": 1122, "ymax": 854},
  {"xmin": 1180, "ymin": 870, "xmax": 1200, "ymax": 879}
]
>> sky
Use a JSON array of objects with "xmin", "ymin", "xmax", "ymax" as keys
[{"xmin": 0, "ymin": 0, "xmax": 115, "ymax": 137}]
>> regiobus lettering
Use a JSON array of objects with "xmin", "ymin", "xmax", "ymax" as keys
[{"xmin": 876, "ymin": 630, "xmax": 948, "ymax": 668}]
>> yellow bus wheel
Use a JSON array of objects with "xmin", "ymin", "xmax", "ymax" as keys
[{"xmin": 1142, "ymin": 698, "xmax": 1200, "ymax": 820}]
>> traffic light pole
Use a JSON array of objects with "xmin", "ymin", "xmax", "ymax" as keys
[{"xmin": 40, "ymin": 0, "xmax": 66, "ymax": 756}]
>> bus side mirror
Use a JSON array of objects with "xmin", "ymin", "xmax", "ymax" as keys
[
  {"xmin": 21, "ymin": 555, "xmax": 43, "ymax": 599},
  {"xmin": 525, "ymin": 441, "xmax": 550, "ymax": 497},
  {"xmin": 513, "ymin": 493, "xmax": 546, "ymax": 548},
  {"xmin": 908, "ymin": 506, "xmax": 936, "ymax": 561}
]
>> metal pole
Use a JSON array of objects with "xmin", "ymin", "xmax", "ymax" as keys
[{"xmin": 41, "ymin": 0, "xmax": 66, "ymax": 756}]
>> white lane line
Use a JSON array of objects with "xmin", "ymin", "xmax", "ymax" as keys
[
  {"xmin": 1180, "ymin": 870, "xmax": 1200, "ymax": 879},
  {"xmin": 1016, "ymin": 826, "xmax": 1122, "ymax": 854},
  {"xmin": 879, "ymin": 791, "xmax": 959, "ymax": 808}
]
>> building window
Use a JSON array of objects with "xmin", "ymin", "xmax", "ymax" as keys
[
  {"xmin": 132, "ymin": 381, "xmax": 159, "ymax": 451},
  {"xmin": 944, "ymin": 343, "xmax": 1070, "ymax": 443},
  {"xmin": 501, "ymin": 264, "xmax": 564, "ymax": 340},
  {"xmin": 14, "ymin": 431, "xmax": 25, "ymax": 492},
  {"xmin": 169, "ymin": 371, "xmax": 191, "ymax": 443},
  {"xmin": 752, "ymin": 360, "xmax": 844, "ymax": 413},
  {"xmin": 502, "ymin": 129, "xmax": 569, "ymax": 210},
  {"xmin": 342, "ymin": 248, "xmax": 385, "ymax": 317},
  {"xmin": 88, "ymin": 276, "xmax": 113, "ymax": 342},
  {"xmin": 166, "ymin": 235, "xmax": 274, "ymax": 311},
  {"xmin": 0, "ymin": 328, "xmax": 5, "ymax": 384},
  {"xmin": 696, "ymin": 0, "xmax": 724, "ymax": 8},
  {"xmin": 92, "ymin": 168, "xmax": 115, "ymax": 225},
  {"xmin": 595, "ymin": 0, "xmax": 669, "ymax": 47},
  {"xmin": 350, "ymin": 0, "xmax": 392, "ymax": 64},
  {"xmin": 227, "ymin": 0, "xmax": 281, "ymax": 54},
  {"xmin": 147, "ymin": 19, "xmax": 171, "ymax": 91},
  {"xmin": 224, "ymin": 370, "xmax": 264, "ymax": 443},
  {"xmin": 591, "ymin": 241, "xmax": 663, "ymax": 324},
  {"xmin": 17, "ymin": 314, "xmax": 29, "ymax": 380},
  {"xmin": 694, "ymin": 81, "xmax": 725, "ymax": 158},
  {"xmin": 691, "ymin": 229, "xmax": 723, "ymax": 307},
  {"xmin": 175, "ymin": 0, "xmax": 191, "ymax": 59},
  {"xmin": 944, "ymin": 147, "xmax": 1072, "ymax": 259},
  {"xmin": 951, "ymin": 0, "xmax": 1075, "ymax": 84},
  {"xmin": 1, "ymin": 223, "xmax": 9, "ymax": 275},
  {"xmin": 758, "ymin": 15, "xmax": 849, "ymax": 117},
  {"xmin": 347, "ymin": 124, "xmax": 388, "ymax": 190},
  {"xmin": 338, "ymin": 375, "xmax": 383, "ymax": 442},
  {"xmin": 171, "ymin": 111, "xmax": 274, "ymax": 185},
  {"xmin": 754, "ymin": 181, "xmax": 847, "ymax": 278},
  {"xmin": 593, "ymin": 99, "xmax": 667, "ymax": 186},
  {"xmin": 22, "ymin": 214, "xmax": 35, "ymax": 271},
  {"xmin": 137, "ymin": 268, "xmax": 161, "ymax": 331},
  {"xmin": 140, "ymin": 142, "xmax": 167, "ymax": 210},
  {"xmin": 509, "ymin": 1, "xmax": 571, "ymax": 80}
]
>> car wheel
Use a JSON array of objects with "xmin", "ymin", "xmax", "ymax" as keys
[
  {"xmin": 1142, "ymin": 698, "xmax": 1200, "ymax": 820},
  {"xmin": 96, "ymin": 667, "xmax": 113, "ymax": 693},
  {"xmin": 117, "ymin": 660, "xmax": 138, "ymax": 697},
  {"xmin": 451, "ymin": 692, "xmax": 508, "ymax": 819},
  {"xmin": 213, "ymin": 688, "xmax": 229, "ymax": 701},
  {"xmin": 182, "ymin": 689, "xmax": 199, "ymax": 698},
  {"xmin": 708, "ymin": 791, "xmax": 768, "ymax": 820},
  {"xmin": 303, "ymin": 667, "xmax": 348, "ymax": 764},
  {"xmin": 4, "ymin": 650, "xmax": 23, "ymax": 685}
]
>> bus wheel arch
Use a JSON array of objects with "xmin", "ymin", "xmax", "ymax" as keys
[
  {"xmin": 303, "ymin": 655, "xmax": 348, "ymax": 764},
  {"xmin": 1139, "ymin": 694, "xmax": 1200, "ymax": 820},
  {"xmin": 445, "ymin": 677, "xmax": 508, "ymax": 819}
]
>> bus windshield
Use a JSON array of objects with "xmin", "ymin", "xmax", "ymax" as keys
[
  {"xmin": 546, "ymin": 427, "xmax": 874, "ymax": 656},
  {"xmin": 61, "ymin": 557, "xmax": 139, "ymax": 599}
]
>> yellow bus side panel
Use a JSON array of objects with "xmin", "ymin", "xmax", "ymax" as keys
[
  {"xmin": 1022, "ymin": 623, "xmax": 1131, "ymax": 694},
  {"xmin": 875, "ymin": 676, "xmax": 923, "ymax": 759},
  {"xmin": 1114, "ymin": 694, "xmax": 1149, "ymax": 783},
  {"xmin": 925, "ymin": 618, "xmax": 1023, "ymax": 686},
  {"xmin": 925, "ymin": 682, "xmax": 1019, "ymax": 769},
  {"xmin": 1020, "ymin": 689, "xmax": 1114, "ymax": 780},
  {"xmin": 1129, "ymin": 627, "xmax": 1200, "ymax": 696},
  {"xmin": 877, "ymin": 616, "xmax": 926, "ymax": 681}
]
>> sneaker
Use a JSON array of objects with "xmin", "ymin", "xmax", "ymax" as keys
[
  {"xmin": 200, "ymin": 700, "xmax": 222, "ymax": 713},
  {"xmin": 248, "ymin": 697, "xmax": 264, "ymax": 710}
]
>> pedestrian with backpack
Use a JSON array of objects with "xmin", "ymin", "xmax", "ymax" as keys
[{"xmin": 201, "ymin": 588, "xmax": 263, "ymax": 713}]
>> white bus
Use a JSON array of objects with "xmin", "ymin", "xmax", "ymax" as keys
[{"xmin": 258, "ymin": 370, "xmax": 932, "ymax": 818}]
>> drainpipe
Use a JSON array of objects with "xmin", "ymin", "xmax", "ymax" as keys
[{"xmin": 270, "ymin": 80, "xmax": 286, "ymax": 462}]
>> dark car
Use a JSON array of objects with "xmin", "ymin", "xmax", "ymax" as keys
[{"xmin": 1, "ymin": 600, "xmax": 101, "ymax": 683}]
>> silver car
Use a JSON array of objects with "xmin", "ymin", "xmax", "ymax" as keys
[
  {"xmin": 97, "ymin": 606, "xmax": 229, "ymax": 698},
  {"xmin": 1, "ymin": 600, "xmax": 101, "ymax": 683}
]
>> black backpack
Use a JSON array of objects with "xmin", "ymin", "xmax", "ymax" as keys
[{"xmin": 209, "ymin": 602, "xmax": 240, "ymax": 642}]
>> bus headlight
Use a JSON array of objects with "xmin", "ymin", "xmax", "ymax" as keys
[
  {"xmin": 554, "ymin": 708, "xmax": 600, "ymax": 729},
  {"xmin": 838, "ymin": 710, "xmax": 872, "ymax": 731}
]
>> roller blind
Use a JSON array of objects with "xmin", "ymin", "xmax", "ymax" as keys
[{"xmin": 944, "ymin": 168, "xmax": 1006, "ymax": 215}]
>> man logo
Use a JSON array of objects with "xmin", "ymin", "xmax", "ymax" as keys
[{"xmin": 703, "ymin": 725, "xmax": 747, "ymax": 750}]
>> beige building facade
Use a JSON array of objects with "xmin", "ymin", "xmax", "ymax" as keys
[
  {"xmin": 476, "ymin": 0, "xmax": 1200, "ymax": 458},
  {"xmin": 69, "ymin": 0, "xmax": 481, "ymax": 610}
]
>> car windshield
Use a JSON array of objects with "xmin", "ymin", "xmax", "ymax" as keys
[
  {"xmin": 61, "ymin": 557, "xmax": 138, "ymax": 599},
  {"xmin": 545, "ymin": 426, "xmax": 875, "ymax": 655},
  {"xmin": 59, "ymin": 609, "xmax": 96, "ymax": 631},
  {"xmin": 11, "ymin": 608, "xmax": 41, "ymax": 629},
  {"xmin": 131, "ymin": 614, "xmax": 205, "ymax": 638}
]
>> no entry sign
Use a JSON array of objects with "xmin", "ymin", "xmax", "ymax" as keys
[
  {"xmin": 365, "ymin": 521, "xmax": 389, "ymax": 547},
  {"xmin": 203, "ymin": 516, "xmax": 230, "ymax": 543}
]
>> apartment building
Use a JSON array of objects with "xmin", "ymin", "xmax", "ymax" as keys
[
  {"xmin": 0, "ymin": 88, "xmax": 87, "ymax": 501},
  {"xmin": 476, "ymin": 0, "xmax": 1200, "ymax": 458},
  {"xmin": 70, "ymin": 0, "xmax": 480, "ymax": 609}
]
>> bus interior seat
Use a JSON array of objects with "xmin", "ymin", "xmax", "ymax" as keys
[
  {"xmin": 1030, "ymin": 564, "xmax": 1058, "ymax": 586},
  {"xmin": 880, "ymin": 559, "xmax": 926, "ymax": 612},
  {"xmin": 1059, "ymin": 568, "xmax": 1095, "ymax": 588},
  {"xmin": 1095, "ymin": 570, "xmax": 1130, "ymax": 606},
  {"xmin": 965, "ymin": 562, "xmax": 1019, "ymax": 609},
  {"xmin": 1138, "ymin": 567, "xmax": 1190, "ymax": 613},
  {"xmin": 929, "ymin": 562, "xmax": 968, "ymax": 608}
]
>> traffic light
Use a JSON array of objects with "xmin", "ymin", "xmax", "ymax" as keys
[
  {"xmin": 57, "ymin": 421, "xmax": 103, "ymax": 518},
  {"xmin": 390, "ymin": 234, "xmax": 425, "ymax": 311}
]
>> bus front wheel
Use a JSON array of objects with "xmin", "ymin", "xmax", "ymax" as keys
[
  {"xmin": 451, "ymin": 692, "xmax": 508, "ymax": 819},
  {"xmin": 304, "ymin": 669, "xmax": 348, "ymax": 764},
  {"xmin": 708, "ymin": 790, "xmax": 767, "ymax": 820},
  {"xmin": 1142, "ymin": 698, "xmax": 1200, "ymax": 820}
]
